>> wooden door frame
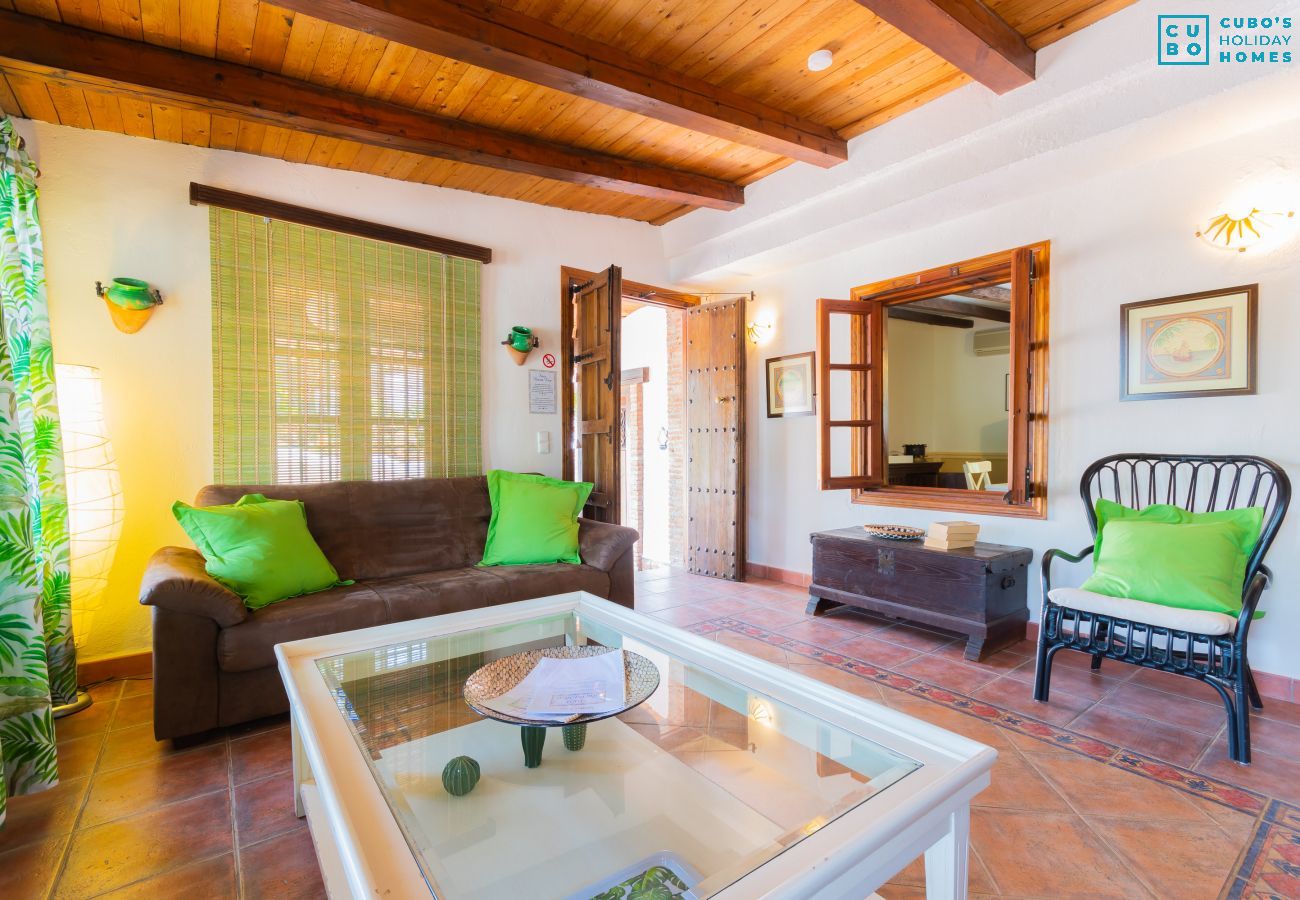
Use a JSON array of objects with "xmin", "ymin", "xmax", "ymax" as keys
[{"xmin": 559, "ymin": 266, "xmax": 698, "ymax": 488}]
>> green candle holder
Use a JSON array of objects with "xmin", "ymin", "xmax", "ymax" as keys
[{"xmin": 520, "ymin": 725, "xmax": 546, "ymax": 768}]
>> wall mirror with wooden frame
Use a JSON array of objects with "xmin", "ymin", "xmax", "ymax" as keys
[{"xmin": 816, "ymin": 242, "xmax": 1049, "ymax": 518}]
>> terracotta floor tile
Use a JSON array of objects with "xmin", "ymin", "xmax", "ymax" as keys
[
  {"xmin": 1087, "ymin": 816, "xmax": 1245, "ymax": 899},
  {"xmin": 1049, "ymin": 647, "xmax": 1140, "ymax": 680},
  {"xmin": 896, "ymin": 654, "xmax": 1003, "ymax": 693},
  {"xmin": 81, "ymin": 744, "xmax": 230, "ymax": 828},
  {"xmin": 887, "ymin": 699, "xmax": 1019, "ymax": 753},
  {"xmin": 118, "ymin": 677, "xmax": 154, "ymax": 699},
  {"xmin": 971, "ymin": 676, "xmax": 1095, "ymax": 726},
  {"xmin": 1195, "ymin": 743, "xmax": 1300, "ymax": 806},
  {"xmin": 230, "ymin": 726, "xmax": 293, "ymax": 786},
  {"xmin": 1004, "ymin": 657, "xmax": 1127, "ymax": 702},
  {"xmin": 647, "ymin": 604, "xmax": 722, "ymax": 627},
  {"xmin": 1129, "ymin": 665, "xmax": 1230, "ymax": 701},
  {"xmin": 633, "ymin": 591, "xmax": 686, "ymax": 613},
  {"xmin": 110, "ymin": 694, "xmax": 155, "ymax": 732},
  {"xmin": 99, "ymin": 723, "xmax": 222, "ymax": 773},
  {"xmin": 744, "ymin": 590, "xmax": 809, "ymax": 613},
  {"xmin": 636, "ymin": 578, "xmax": 693, "ymax": 596},
  {"xmin": 1246, "ymin": 715, "xmax": 1300, "ymax": 762},
  {"xmin": 1106, "ymin": 681, "xmax": 1228, "ymax": 735},
  {"xmin": 235, "ymin": 770, "xmax": 306, "ymax": 847},
  {"xmin": 239, "ymin": 826, "xmax": 325, "ymax": 900},
  {"xmin": 831, "ymin": 634, "xmax": 924, "ymax": 668},
  {"xmin": 729, "ymin": 604, "xmax": 808, "ymax": 631},
  {"xmin": 692, "ymin": 595, "xmax": 762, "ymax": 618},
  {"xmin": 933, "ymin": 642, "xmax": 1033, "ymax": 673},
  {"xmin": 713, "ymin": 631, "xmax": 790, "ymax": 665},
  {"xmin": 873, "ymin": 623, "xmax": 960, "ymax": 652},
  {"xmin": 56, "ymin": 792, "xmax": 232, "ymax": 898},
  {"xmin": 54, "ymin": 699, "xmax": 117, "ymax": 743},
  {"xmin": 1022, "ymin": 751, "xmax": 1212, "ymax": 821},
  {"xmin": 975, "ymin": 753, "xmax": 1073, "ymax": 812},
  {"xmin": 56, "ymin": 733, "xmax": 104, "ymax": 780},
  {"xmin": 820, "ymin": 608, "xmax": 893, "ymax": 635},
  {"xmin": 87, "ymin": 680, "xmax": 125, "ymax": 703},
  {"xmin": 1068, "ymin": 706, "xmax": 1213, "ymax": 769},
  {"xmin": 1186, "ymin": 793, "xmax": 1260, "ymax": 843},
  {"xmin": 775, "ymin": 617, "xmax": 861, "ymax": 647},
  {"xmin": 971, "ymin": 808, "xmax": 1151, "ymax": 898},
  {"xmin": 0, "ymin": 833, "xmax": 69, "ymax": 899},
  {"xmin": 1255, "ymin": 695, "xmax": 1300, "ymax": 728},
  {"xmin": 886, "ymin": 841, "xmax": 999, "ymax": 894},
  {"xmin": 0, "ymin": 777, "xmax": 88, "ymax": 853},
  {"xmin": 786, "ymin": 661, "xmax": 887, "ymax": 702},
  {"xmin": 95, "ymin": 853, "xmax": 237, "ymax": 899}
]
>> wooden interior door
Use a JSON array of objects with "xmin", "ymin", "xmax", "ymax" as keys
[
  {"xmin": 686, "ymin": 298, "xmax": 745, "ymax": 580},
  {"xmin": 569, "ymin": 265, "xmax": 622, "ymax": 522}
]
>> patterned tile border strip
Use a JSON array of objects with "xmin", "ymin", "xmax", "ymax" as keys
[
  {"xmin": 1224, "ymin": 800, "xmax": 1300, "ymax": 899},
  {"xmin": 690, "ymin": 617, "xmax": 1271, "ymax": 816}
]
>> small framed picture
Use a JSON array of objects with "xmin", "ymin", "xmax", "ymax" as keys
[
  {"xmin": 1120, "ymin": 284, "xmax": 1257, "ymax": 401},
  {"xmin": 766, "ymin": 352, "xmax": 816, "ymax": 418}
]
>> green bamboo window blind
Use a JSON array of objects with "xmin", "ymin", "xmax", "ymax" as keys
[{"xmin": 209, "ymin": 207, "xmax": 481, "ymax": 484}]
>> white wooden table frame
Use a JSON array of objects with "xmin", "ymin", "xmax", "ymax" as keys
[{"xmin": 276, "ymin": 592, "xmax": 995, "ymax": 900}]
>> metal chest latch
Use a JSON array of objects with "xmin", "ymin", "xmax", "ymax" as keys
[{"xmin": 877, "ymin": 549, "xmax": 896, "ymax": 576}]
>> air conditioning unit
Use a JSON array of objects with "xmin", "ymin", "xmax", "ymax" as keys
[{"xmin": 973, "ymin": 327, "xmax": 1010, "ymax": 356}]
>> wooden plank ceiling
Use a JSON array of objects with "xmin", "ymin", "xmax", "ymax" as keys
[{"xmin": 0, "ymin": 0, "xmax": 1134, "ymax": 224}]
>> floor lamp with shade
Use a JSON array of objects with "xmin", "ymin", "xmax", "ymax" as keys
[{"xmin": 54, "ymin": 364, "xmax": 124, "ymax": 717}]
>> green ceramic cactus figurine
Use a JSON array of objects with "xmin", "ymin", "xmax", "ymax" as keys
[{"xmin": 441, "ymin": 755, "xmax": 481, "ymax": 796}]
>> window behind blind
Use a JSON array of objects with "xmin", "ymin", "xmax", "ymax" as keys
[{"xmin": 209, "ymin": 207, "xmax": 481, "ymax": 485}]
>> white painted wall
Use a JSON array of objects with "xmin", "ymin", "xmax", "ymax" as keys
[
  {"xmin": 15, "ymin": 119, "xmax": 667, "ymax": 661},
  {"xmin": 687, "ymin": 118, "xmax": 1300, "ymax": 678}
]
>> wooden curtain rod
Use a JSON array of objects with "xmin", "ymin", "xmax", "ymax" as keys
[{"xmin": 188, "ymin": 183, "xmax": 492, "ymax": 264}]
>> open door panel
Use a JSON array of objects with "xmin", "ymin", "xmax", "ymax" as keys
[
  {"xmin": 569, "ymin": 265, "xmax": 622, "ymax": 522},
  {"xmin": 686, "ymin": 298, "xmax": 745, "ymax": 580}
]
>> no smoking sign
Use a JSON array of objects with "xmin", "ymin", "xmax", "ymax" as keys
[{"xmin": 542, "ymin": 353, "xmax": 556, "ymax": 368}]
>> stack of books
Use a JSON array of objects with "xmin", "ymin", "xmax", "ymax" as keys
[{"xmin": 925, "ymin": 520, "xmax": 980, "ymax": 551}]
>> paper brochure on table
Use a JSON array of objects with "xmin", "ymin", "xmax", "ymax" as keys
[{"xmin": 480, "ymin": 650, "xmax": 628, "ymax": 722}]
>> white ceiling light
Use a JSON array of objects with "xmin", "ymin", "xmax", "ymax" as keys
[{"xmin": 807, "ymin": 49, "xmax": 833, "ymax": 72}]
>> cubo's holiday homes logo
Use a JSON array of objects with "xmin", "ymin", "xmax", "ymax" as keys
[
  {"xmin": 1159, "ymin": 15, "xmax": 1210, "ymax": 64},
  {"xmin": 1159, "ymin": 14, "xmax": 1294, "ymax": 66}
]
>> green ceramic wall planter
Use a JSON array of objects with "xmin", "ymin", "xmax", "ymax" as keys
[
  {"xmin": 441, "ymin": 755, "xmax": 481, "ymax": 796},
  {"xmin": 501, "ymin": 325, "xmax": 539, "ymax": 365},
  {"xmin": 96, "ymin": 278, "xmax": 163, "ymax": 334}
]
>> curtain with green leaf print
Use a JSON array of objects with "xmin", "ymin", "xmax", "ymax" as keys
[{"xmin": 0, "ymin": 116, "xmax": 73, "ymax": 829}]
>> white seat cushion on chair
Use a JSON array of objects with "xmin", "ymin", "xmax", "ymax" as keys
[{"xmin": 1047, "ymin": 587, "xmax": 1237, "ymax": 636}]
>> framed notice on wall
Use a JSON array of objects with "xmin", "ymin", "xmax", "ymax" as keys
[{"xmin": 529, "ymin": 369, "xmax": 558, "ymax": 414}]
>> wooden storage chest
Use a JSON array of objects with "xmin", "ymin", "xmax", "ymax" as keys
[{"xmin": 807, "ymin": 528, "xmax": 1032, "ymax": 661}]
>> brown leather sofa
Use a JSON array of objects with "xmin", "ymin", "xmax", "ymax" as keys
[{"xmin": 140, "ymin": 475, "xmax": 638, "ymax": 740}]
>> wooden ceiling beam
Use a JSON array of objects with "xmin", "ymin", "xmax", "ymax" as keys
[
  {"xmin": 911, "ymin": 297, "xmax": 1010, "ymax": 322},
  {"xmin": 0, "ymin": 10, "xmax": 743, "ymax": 210},
  {"xmin": 853, "ymin": 0, "xmax": 1035, "ymax": 94},
  {"xmin": 888, "ymin": 307, "xmax": 973, "ymax": 329},
  {"xmin": 272, "ymin": 0, "xmax": 848, "ymax": 167}
]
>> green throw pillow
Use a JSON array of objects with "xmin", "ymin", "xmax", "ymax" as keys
[
  {"xmin": 479, "ymin": 471, "xmax": 593, "ymax": 567},
  {"xmin": 1081, "ymin": 499, "xmax": 1264, "ymax": 615},
  {"xmin": 173, "ymin": 493, "xmax": 347, "ymax": 609}
]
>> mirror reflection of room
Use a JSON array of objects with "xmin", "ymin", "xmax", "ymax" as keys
[{"xmin": 885, "ymin": 283, "xmax": 1011, "ymax": 492}]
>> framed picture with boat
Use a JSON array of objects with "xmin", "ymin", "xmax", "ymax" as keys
[{"xmin": 1120, "ymin": 284, "xmax": 1257, "ymax": 401}]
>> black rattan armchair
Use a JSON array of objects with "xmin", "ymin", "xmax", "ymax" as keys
[{"xmin": 1035, "ymin": 454, "xmax": 1290, "ymax": 764}]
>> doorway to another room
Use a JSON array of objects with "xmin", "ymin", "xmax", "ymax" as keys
[{"xmin": 619, "ymin": 302, "xmax": 685, "ymax": 573}]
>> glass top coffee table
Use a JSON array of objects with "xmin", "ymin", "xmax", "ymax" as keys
[{"xmin": 276, "ymin": 592, "xmax": 995, "ymax": 899}]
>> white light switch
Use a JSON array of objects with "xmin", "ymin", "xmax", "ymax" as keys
[{"xmin": 536, "ymin": 431, "xmax": 551, "ymax": 454}]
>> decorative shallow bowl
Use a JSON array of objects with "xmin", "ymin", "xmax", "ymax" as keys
[
  {"xmin": 463, "ymin": 646, "xmax": 660, "ymax": 727},
  {"xmin": 862, "ymin": 524, "xmax": 925, "ymax": 541}
]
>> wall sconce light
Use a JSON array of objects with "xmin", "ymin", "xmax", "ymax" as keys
[
  {"xmin": 96, "ymin": 278, "xmax": 162, "ymax": 333},
  {"xmin": 746, "ymin": 317, "xmax": 774, "ymax": 346},
  {"xmin": 501, "ymin": 325, "xmax": 540, "ymax": 365},
  {"xmin": 1196, "ymin": 207, "xmax": 1295, "ymax": 252}
]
